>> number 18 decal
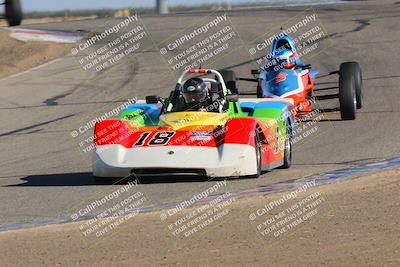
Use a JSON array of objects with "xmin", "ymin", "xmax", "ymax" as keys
[{"xmin": 134, "ymin": 132, "xmax": 175, "ymax": 146}]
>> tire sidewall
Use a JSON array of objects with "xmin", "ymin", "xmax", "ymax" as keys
[
  {"xmin": 339, "ymin": 62, "xmax": 357, "ymax": 120},
  {"xmin": 254, "ymin": 131, "xmax": 262, "ymax": 177}
]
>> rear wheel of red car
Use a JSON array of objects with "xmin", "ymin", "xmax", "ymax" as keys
[
  {"xmin": 280, "ymin": 124, "xmax": 292, "ymax": 169},
  {"xmin": 250, "ymin": 130, "xmax": 262, "ymax": 178},
  {"xmin": 353, "ymin": 62, "xmax": 363, "ymax": 109}
]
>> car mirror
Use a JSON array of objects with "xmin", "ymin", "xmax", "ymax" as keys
[{"xmin": 226, "ymin": 94, "xmax": 239, "ymax": 102}]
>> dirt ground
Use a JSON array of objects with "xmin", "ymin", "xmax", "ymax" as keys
[
  {"xmin": 0, "ymin": 29, "xmax": 72, "ymax": 79},
  {"xmin": 0, "ymin": 168, "xmax": 399, "ymax": 266}
]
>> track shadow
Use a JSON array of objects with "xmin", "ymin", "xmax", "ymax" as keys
[
  {"xmin": 99, "ymin": 173, "xmax": 258, "ymax": 184},
  {"xmin": 301, "ymin": 118, "xmax": 342, "ymax": 122},
  {"xmin": 0, "ymin": 114, "xmax": 76, "ymax": 137},
  {"xmin": 314, "ymin": 86, "xmax": 339, "ymax": 92},
  {"xmin": 315, "ymin": 81, "xmax": 337, "ymax": 85},
  {"xmin": 134, "ymin": 175, "xmax": 226, "ymax": 184},
  {"xmin": 314, "ymin": 93, "xmax": 339, "ymax": 101},
  {"xmin": 7, "ymin": 172, "xmax": 248, "ymax": 187},
  {"xmin": 299, "ymin": 108, "xmax": 342, "ymax": 122},
  {"xmin": 7, "ymin": 172, "xmax": 96, "ymax": 187},
  {"xmin": 319, "ymin": 108, "xmax": 340, "ymax": 113}
]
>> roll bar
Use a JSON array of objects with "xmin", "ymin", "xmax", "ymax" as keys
[{"xmin": 166, "ymin": 69, "xmax": 228, "ymax": 112}]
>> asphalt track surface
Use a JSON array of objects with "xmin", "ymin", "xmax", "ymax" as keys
[{"xmin": 0, "ymin": 0, "xmax": 399, "ymax": 226}]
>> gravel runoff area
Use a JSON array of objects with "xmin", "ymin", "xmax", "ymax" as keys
[
  {"xmin": 0, "ymin": 168, "xmax": 399, "ymax": 266},
  {"xmin": 0, "ymin": 28, "xmax": 72, "ymax": 79}
]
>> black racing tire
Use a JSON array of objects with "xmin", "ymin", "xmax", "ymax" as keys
[
  {"xmin": 339, "ymin": 62, "xmax": 357, "ymax": 120},
  {"xmin": 257, "ymin": 82, "xmax": 263, "ymax": 98},
  {"xmin": 5, "ymin": 0, "xmax": 23, "ymax": 27},
  {"xmin": 218, "ymin": 69, "xmax": 238, "ymax": 94},
  {"xmin": 280, "ymin": 122, "xmax": 292, "ymax": 169},
  {"xmin": 352, "ymin": 62, "xmax": 363, "ymax": 109},
  {"xmin": 249, "ymin": 130, "xmax": 262, "ymax": 178}
]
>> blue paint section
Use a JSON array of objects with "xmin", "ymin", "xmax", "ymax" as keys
[
  {"xmin": 240, "ymin": 102, "xmax": 287, "ymax": 111},
  {"xmin": 271, "ymin": 34, "xmax": 298, "ymax": 54},
  {"xmin": 310, "ymin": 69, "xmax": 319, "ymax": 79},
  {"xmin": 121, "ymin": 104, "xmax": 161, "ymax": 126},
  {"xmin": 122, "ymin": 104, "xmax": 160, "ymax": 112},
  {"xmin": 262, "ymin": 68, "xmax": 300, "ymax": 97},
  {"xmin": 1, "ymin": 156, "xmax": 400, "ymax": 232}
]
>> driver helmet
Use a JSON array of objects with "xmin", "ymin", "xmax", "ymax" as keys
[
  {"xmin": 274, "ymin": 49, "xmax": 297, "ymax": 69},
  {"xmin": 181, "ymin": 77, "xmax": 208, "ymax": 105}
]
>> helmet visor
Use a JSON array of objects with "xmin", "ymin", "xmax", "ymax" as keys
[{"xmin": 182, "ymin": 86, "xmax": 207, "ymax": 103}]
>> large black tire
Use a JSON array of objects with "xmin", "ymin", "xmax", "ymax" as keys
[
  {"xmin": 218, "ymin": 69, "xmax": 238, "ymax": 94},
  {"xmin": 280, "ymin": 123, "xmax": 292, "ymax": 169},
  {"xmin": 5, "ymin": 0, "xmax": 23, "ymax": 26},
  {"xmin": 257, "ymin": 83, "xmax": 263, "ymax": 98},
  {"xmin": 249, "ymin": 130, "xmax": 262, "ymax": 178},
  {"xmin": 352, "ymin": 62, "xmax": 363, "ymax": 109},
  {"xmin": 339, "ymin": 62, "xmax": 357, "ymax": 120}
]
